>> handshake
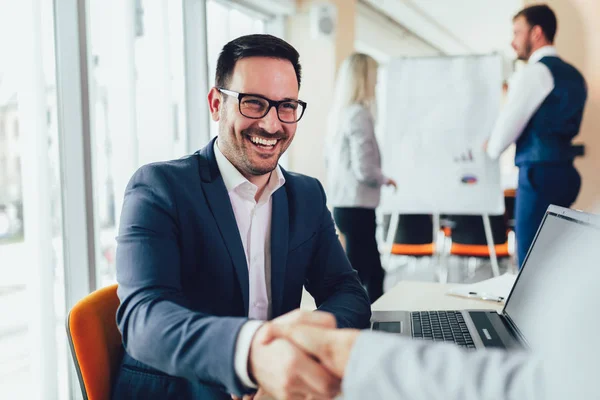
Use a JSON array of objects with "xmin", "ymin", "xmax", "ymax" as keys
[{"xmin": 233, "ymin": 310, "xmax": 360, "ymax": 400}]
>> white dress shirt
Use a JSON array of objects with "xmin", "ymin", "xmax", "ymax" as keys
[
  {"xmin": 213, "ymin": 140, "xmax": 285, "ymax": 388},
  {"xmin": 486, "ymin": 46, "xmax": 558, "ymax": 159}
]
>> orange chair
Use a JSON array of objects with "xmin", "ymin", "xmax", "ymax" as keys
[
  {"xmin": 444, "ymin": 214, "xmax": 511, "ymax": 257},
  {"xmin": 391, "ymin": 243, "xmax": 436, "ymax": 256},
  {"xmin": 66, "ymin": 284, "xmax": 123, "ymax": 400},
  {"xmin": 450, "ymin": 241, "xmax": 511, "ymax": 258},
  {"xmin": 384, "ymin": 214, "xmax": 436, "ymax": 257}
]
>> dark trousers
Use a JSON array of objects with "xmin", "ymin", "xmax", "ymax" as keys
[
  {"xmin": 516, "ymin": 164, "xmax": 581, "ymax": 268},
  {"xmin": 333, "ymin": 207, "xmax": 384, "ymax": 303}
]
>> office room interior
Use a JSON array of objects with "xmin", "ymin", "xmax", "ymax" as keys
[{"xmin": 1, "ymin": 0, "xmax": 599, "ymax": 399}]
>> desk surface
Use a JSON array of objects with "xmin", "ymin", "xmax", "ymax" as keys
[
  {"xmin": 372, "ymin": 281, "xmax": 503, "ymax": 313},
  {"xmin": 301, "ymin": 281, "xmax": 504, "ymax": 313}
]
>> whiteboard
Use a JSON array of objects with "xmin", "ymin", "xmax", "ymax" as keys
[{"xmin": 379, "ymin": 54, "xmax": 505, "ymax": 215}]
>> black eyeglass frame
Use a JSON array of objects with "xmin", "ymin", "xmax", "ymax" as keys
[{"xmin": 217, "ymin": 88, "xmax": 307, "ymax": 124}]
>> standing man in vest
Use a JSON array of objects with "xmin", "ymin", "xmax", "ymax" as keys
[{"xmin": 485, "ymin": 4, "xmax": 587, "ymax": 268}]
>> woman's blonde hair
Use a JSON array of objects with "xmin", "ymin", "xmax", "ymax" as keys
[{"xmin": 327, "ymin": 53, "xmax": 379, "ymax": 143}]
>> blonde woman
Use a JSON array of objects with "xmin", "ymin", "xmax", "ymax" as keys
[{"xmin": 326, "ymin": 53, "xmax": 396, "ymax": 303}]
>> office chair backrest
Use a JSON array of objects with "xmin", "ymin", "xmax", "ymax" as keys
[
  {"xmin": 382, "ymin": 214, "xmax": 434, "ymax": 244},
  {"xmin": 449, "ymin": 215, "xmax": 508, "ymax": 245},
  {"xmin": 382, "ymin": 214, "xmax": 436, "ymax": 256},
  {"xmin": 66, "ymin": 284, "xmax": 122, "ymax": 400}
]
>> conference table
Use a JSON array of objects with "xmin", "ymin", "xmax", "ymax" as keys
[{"xmin": 301, "ymin": 281, "xmax": 503, "ymax": 313}]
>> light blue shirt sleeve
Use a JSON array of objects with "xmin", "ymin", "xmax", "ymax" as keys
[{"xmin": 342, "ymin": 331, "xmax": 543, "ymax": 400}]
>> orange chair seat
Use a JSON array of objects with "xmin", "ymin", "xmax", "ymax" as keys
[
  {"xmin": 450, "ymin": 242, "xmax": 510, "ymax": 258},
  {"xmin": 391, "ymin": 243, "xmax": 435, "ymax": 256}
]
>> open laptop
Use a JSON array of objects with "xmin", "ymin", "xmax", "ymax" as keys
[{"xmin": 371, "ymin": 205, "xmax": 600, "ymax": 350}]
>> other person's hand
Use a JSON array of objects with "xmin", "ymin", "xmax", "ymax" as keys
[
  {"xmin": 262, "ymin": 324, "xmax": 360, "ymax": 380},
  {"xmin": 248, "ymin": 310, "xmax": 341, "ymax": 399}
]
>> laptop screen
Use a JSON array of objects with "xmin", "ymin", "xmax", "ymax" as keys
[{"xmin": 503, "ymin": 208, "xmax": 600, "ymax": 348}]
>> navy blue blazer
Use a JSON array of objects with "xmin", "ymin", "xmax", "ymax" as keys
[{"xmin": 111, "ymin": 138, "xmax": 371, "ymax": 399}]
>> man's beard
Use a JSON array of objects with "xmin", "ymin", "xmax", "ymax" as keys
[
  {"xmin": 519, "ymin": 32, "xmax": 534, "ymax": 61},
  {"xmin": 240, "ymin": 127, "xmax": 288, "ymax": 176},
  {"xmin": 220, "ymin": 124, "xmax": 289, "ymax": 177},
  {"xmin": 522, "ymin": 40, "xmax": 533, "ymax": 61}
]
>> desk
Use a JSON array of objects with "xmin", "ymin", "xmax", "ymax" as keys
[
  {"xmin": 372, "ymin": 281, "xmax": 504, "ymax": 313},
  {"xmin": 301, "ymin": 281, "xmax": 504, "ymax": 313}
]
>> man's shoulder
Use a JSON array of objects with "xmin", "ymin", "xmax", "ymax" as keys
[
  {"xmin": 282, "ymin": 170, "xmax": 324, "ymax": 199},
  {"xmin": 281, "ymin": 171, "xmax": 328, "ymax": 223},
  {"xmin": 509, "ymin": 61, "xmax": 553, "ymax": 89},
  {"xmin": 537, "ymin": 56, "xmax": 583, "ymax": 77},
  {"xmin": 520, "ymin": 60, "xmax": 552, "ymax": 76},
  {"xmin": 283, "ymin": 169, "xmax": 320, "ymax": 185},
  {"xmin": 131, "ymin": 153, "xmax": 199, "ymax": 185}
]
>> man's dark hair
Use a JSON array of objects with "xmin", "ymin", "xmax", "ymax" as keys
[
  {"xmin": 215, "ymin": 34, "xmax": 302, "ymax": 89},
  {"xmin": 514, "ymin": 4, "xmax": 557, "ymax": 43}
]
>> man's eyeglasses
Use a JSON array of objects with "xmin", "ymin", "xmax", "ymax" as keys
[{"xmin": 218, "ymin": 88, "xmax": 307, "ymax": 124}]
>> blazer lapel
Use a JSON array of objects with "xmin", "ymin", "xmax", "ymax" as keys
[
  {"xmin": 270, "ymin": 186, "xmax": 289, "ymax": 318},
  {"xmin": 198, "ymin": 139, "xmax": 250, "ymax": 315}
]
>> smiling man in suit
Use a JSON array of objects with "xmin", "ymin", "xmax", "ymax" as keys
[{"xmin": 111, "ymin": 34, "xmax": 371, "ymax": 400}]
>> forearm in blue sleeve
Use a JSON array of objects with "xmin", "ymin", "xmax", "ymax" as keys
[{"xmin": 115, "ymin": 165, "xmax": 252, "ymax": 396}]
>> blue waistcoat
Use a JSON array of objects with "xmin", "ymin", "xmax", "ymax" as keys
[{"xmin": 515, "ymin": 56, "xmax": 587, "ymax": 166}]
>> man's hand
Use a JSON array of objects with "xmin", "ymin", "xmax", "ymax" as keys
[
  {"xmin": 385, "ymin": 178, "xmax": 397, "ymax": 190},
  {"xmin": 247, "ymin": 310, "xmax": 341, "ymax": 400},
  {"xmin": 262, "ymin": 325, "xmax": 360, "ymax": 379}
]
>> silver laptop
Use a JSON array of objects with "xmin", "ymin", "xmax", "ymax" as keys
[{"xmin": 371, "ymin": 205, "xmax": 600, "ymax": 350}]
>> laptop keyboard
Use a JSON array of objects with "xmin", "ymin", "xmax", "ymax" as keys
[{"xmin": 411, "ymin": 311, "xmax": 476, "ymax": 349}]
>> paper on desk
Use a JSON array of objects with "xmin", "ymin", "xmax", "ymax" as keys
[{"xmin": 446, "ymin": 273, "xmax": 517, "ymax": 303}]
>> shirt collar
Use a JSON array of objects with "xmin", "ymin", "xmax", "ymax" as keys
[
  {"xmin": 213, "ymin": 139, "xmax": 286, "ymax": 200},
  {"xmin": 529, "ymin": 45, "xmax": 558, "ymax": 64}
]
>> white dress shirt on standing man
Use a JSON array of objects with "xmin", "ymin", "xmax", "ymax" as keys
[{"xmin": 486, "ymin": 46, "xmax": 558, "ymax": 159}]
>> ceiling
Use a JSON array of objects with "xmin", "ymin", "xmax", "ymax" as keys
[{"xmin": 362, "ymin": 0, "xmax": 524, "ymax": 57}]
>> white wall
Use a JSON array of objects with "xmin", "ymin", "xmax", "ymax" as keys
[
  {"xmin": 355, "ymin": 2, "xmax": 440, "ymax": 62},
  {"xmin": 287, "ymin": 0, "xmax": 356, "ymax": 183}
]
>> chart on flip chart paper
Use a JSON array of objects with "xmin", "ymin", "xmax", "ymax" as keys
[{"xmin": 379, "ymin": 54, "xmax": 505, "ymax": 215}]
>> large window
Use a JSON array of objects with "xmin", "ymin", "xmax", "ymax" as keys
[
  {"xmin": 0, "ymin": 0, "xmax": 68, "ymax": 398},
  {"xmin": 88, "ymin": 0, "xmax": 276, "ymax": 286},
  {"xmin": 206, "ymin": 0, "xmax": 267, "ymax": 138},
  {"xmin": 87, "ymin": 0, "xmax": 187, "ymax": 287},
  {"xmin": 0, "ymin": 1, "xmax": 287, "ymax": 398}
]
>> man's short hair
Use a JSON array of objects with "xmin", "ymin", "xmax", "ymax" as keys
[
  {"xmin": 215, "ymin": 34, "xmax": 302, "ymax": 89},
  {"xmin": 514, "ymin": 4, "xmax": 557, "ymax": 43}
]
